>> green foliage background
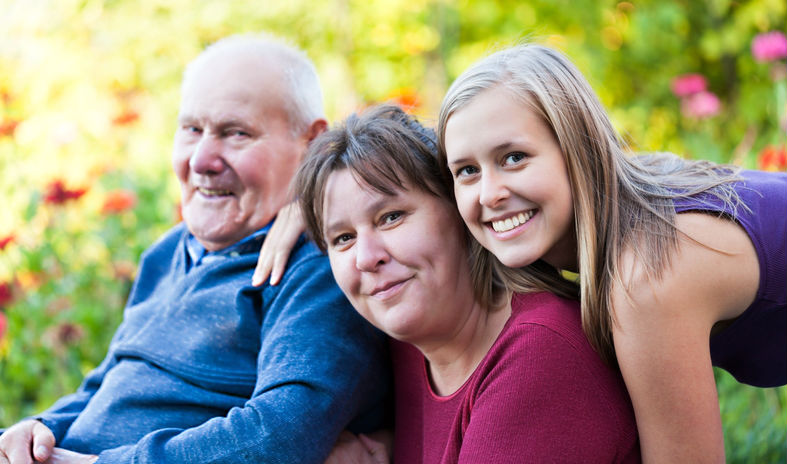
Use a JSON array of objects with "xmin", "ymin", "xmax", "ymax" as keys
[{"xmin": 0, "ymin": 1, "xmax": 785, "ymax": 461}]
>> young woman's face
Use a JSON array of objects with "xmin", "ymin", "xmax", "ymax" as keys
[
  {"xmin": 322, "ymin": 169, "xmax": 476, "ymax": 345},
  {"xmin": 444, "ymin": 85, "xmax": 577, "ymax": 270}
]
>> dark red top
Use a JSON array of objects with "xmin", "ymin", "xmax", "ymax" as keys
[{"xmin": 392, "ymin": 291, "xmax": 641, "ymax": 463}]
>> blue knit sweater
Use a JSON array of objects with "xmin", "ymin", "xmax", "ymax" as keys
[{"xmin": 35, "ymin": 223, "xmax": 391, "ymax": 463}]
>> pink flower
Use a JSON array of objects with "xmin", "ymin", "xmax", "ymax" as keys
[
  {"xmin": 752, "ymin": 32, "xmax": 787, "ymax": 62},
  {"xmin": 671, "ymin": 74, "xmax": 707, "ymax": 97},
  {"xmin": 681, "ymin": 91, "xmax": 721, "ymax": 119},
  {"xmin": 0, "ymin": 311, "xmax": 6, "ymax": 342}
]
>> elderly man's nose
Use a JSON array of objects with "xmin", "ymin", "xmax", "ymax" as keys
[{"xmin": 190, "ymin": 137, "xmax": 225, "ymax": 174}]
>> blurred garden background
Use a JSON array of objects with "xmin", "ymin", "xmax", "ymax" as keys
[{"xmin": 0, "ymin": 0, "xmax": 785, "ymax": 461}]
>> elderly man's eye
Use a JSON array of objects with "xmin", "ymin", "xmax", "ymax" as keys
[{"xmin": 227, "ymin": 129, "xmax": 251, "ymax": 138}]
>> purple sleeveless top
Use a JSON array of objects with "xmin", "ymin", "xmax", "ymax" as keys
[{"xmin": 674, "ymin": 170, "xmax": 786, "ymax": 387}]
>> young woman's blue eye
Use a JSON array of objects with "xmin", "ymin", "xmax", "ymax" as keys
[
  {"xmin": 503, "ymin": 152, "xmax": 526, "ymax": 165},
  {"xmin": 456, "ymin": 165, "xmax": 479, "ymax": 177}
]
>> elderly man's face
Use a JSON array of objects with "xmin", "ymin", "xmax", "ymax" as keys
[{"xmin": 173, "ymin": 53, "xmax": 308, "ymax": 251}]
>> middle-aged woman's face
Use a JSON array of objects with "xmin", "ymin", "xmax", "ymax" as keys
[
  {"xmin": 322, "ymin": 168, "xmax": 476, "ymax": 345},
  {"xmin": 443, "ymin": 85, "xmax": 576, "ymax": 271}
]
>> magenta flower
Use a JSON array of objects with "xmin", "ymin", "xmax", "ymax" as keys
[
  {"xmin": 681, "ymin": 91, "xmax": 721, "ymax": 119},
  {"xmin": 0, "ymin": 311, "xmax": 6, "ymax": 342},
  {"xmin": 752, "ymin": 31, "xmax": 787, "ymax": 62},
  {"xmin": 671, "ymin": 74, "xmax": 707, "ymax": 97}
]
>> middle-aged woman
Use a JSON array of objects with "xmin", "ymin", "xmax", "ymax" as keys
[{"xmin": 287, "ymin": 104, "xmax": 639, "ymax": 463}]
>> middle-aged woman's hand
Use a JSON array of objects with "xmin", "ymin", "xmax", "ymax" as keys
[
  {"xmin": 324, "ymin": 431, "xmax": 390, "ymax": 464},
  {"xmin": 252, "ymin": 202, "xmax": 305, "ymax": 286}
]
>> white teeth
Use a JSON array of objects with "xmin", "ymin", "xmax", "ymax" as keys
[{"xmin": 491, "ymin": 210, "xmax": 534, "ymax": 232}]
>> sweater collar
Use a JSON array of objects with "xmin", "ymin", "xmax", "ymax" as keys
[{"xmin": 185, "ymin": 221, "xmax": 273, "ymax": 269}]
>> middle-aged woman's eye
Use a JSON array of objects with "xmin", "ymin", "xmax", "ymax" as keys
[
  {"xmin": 332, "ymin": 233, "xmax": 354, "ymax": 247},
  {"xmin": 381, "ymin": 211, "xmax": 403, "ymax": 225}
]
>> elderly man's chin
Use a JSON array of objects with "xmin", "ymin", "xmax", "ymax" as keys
[{"xmin": 182, "ymin": 201, "xmax": 249, "ymax": 251}]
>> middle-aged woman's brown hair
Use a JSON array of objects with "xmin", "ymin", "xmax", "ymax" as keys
[{"xmin": 294, "ymin": 104, "xmax": 506, "ymax": 308}]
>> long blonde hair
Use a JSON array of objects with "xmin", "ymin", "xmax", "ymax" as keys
[{"xmin": 437, "ymin": 43, "xmax": 743, "ymax": 365}]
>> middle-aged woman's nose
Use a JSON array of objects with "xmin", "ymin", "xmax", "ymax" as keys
[
  {"xmin": 189, "ymin": 135, "xmax": 226, "ymax": 174},
  {"xmin": 355, "ymin": 232, "xmax": 389, "ymax": 272}
]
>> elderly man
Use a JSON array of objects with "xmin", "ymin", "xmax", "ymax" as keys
[{"xmin": 0, "ymin": 34, "xmax": 390, "ymax": 464}]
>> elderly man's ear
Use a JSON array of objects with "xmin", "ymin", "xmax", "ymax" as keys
[{"xmin": 305, "ymin": 119, "xmax": 328, "ymax": 143}]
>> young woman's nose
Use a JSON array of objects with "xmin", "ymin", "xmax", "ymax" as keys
[
  {"xmin": 478, "ymin": 170, "xmax": 510, "ymax": 208},
  {"xmin": 189, "ymin": 135, "xmax": 226, "ymax": 174},
  {"xmin": 354, "ymin": 233, "xmax": 390, "ymax": 272}
]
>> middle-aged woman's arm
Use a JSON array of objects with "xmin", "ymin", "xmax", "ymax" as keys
[
  {"xmin": 612, "ymin": 212, "xmax": 759, "ymax": 464},
  {"xmin": 252, "ymin": 202, "xmax": 305, "ymax": 286}
]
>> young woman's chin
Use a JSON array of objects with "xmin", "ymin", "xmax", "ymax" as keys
[{"xmin": 497, "ymin": 252, "xmax": 536, "ymax": 269}]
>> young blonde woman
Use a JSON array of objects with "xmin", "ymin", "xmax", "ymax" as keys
[{"xmin": 437, "ymin": 44, "xmax": 785, "ymax": 463}]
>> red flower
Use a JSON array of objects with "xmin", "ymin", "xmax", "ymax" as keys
[
  {"xmin": 0, "ymin": 282, "xmax": 12, "ymax": 308},
  {"xmin": 386, "ymin": 88, "xmax": 422, "ymax": 113},
  {"xmin": 758, "ymin": 146, "xmax": 787, "ymax": 172},
  {"xmin": 0, "ymin": 120, "xmax": 19, "ymax": 138},
  {"xmin": 752, "ymin": 31, "xmax": 787, "ymax": 62},
  {"xmin": 112, "ymin": 260, "xmax": 137, "ymax": 280},
  {"xmin": 44, "ymin": 322, "xmax": 85, "ymax": 354},
  {"xmin": 43, "ymin": 180, "xmax": 87, "ymax": 205},
  {"xmin": 0, "ymin": 311, "xmax": 7, "ymax": 341},
  {"xmin": 55, "ymin": 322, "xmax": 84, "ymax": 345},
  {"xmin": 112, "ymin": 110, "xmax": 140, "ymax": 126},
  {"xmin": 671, "ymin": 74, "xmax": 707, "ymax": 97},
  {"xmin": 0, "ymin": 235, "xmax": 13, "ymax": 251},
  {"xmin": 102, "ymin": 189, "xmax": 137, "ymax": 214}
]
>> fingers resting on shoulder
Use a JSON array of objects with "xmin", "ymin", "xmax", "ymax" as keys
[{"xmin": 252, "ymin": 202, "xmax": 306, "ymax": 287}]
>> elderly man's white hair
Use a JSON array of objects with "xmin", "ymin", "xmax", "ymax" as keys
[{"xmin": 183, "ymin": 33, "xmax": 325, "ymax": 135}]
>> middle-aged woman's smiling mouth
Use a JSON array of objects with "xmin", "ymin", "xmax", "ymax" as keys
[{"xmin": 370, "ymin": 277, "xmax": 413, "ymax": 301}]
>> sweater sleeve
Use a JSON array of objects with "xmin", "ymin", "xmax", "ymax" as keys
[
  {"xmin": 34, "ymin": 354, "xmax": 117, "ymax": 442},
  {"xmin": 94, "ymin": 252, "xmax": 389, "ymax": 464},
  {"xmin": 33, "ymin": 229, "xmax": 175, "ymax": 443},
  {"xmin": 455, "ymin": 323, "xmax": 638, "ymax": 464}
]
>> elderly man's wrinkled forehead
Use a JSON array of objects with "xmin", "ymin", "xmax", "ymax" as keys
[{"xmin": 182, "ymin": 46, "xmax": 285, "ymax": 94}]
